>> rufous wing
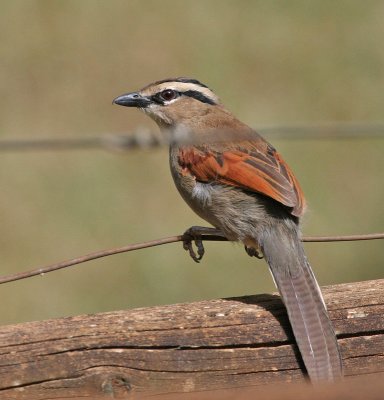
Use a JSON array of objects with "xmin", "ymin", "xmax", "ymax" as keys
[{"xmin": 178, "ymin": 143, "xmax": 305, "ymax": 217}]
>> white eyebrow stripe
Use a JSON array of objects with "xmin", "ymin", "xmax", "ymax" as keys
[{"xmin": 155, "ymin": 82, "xmax": 219, "ymax": 103}]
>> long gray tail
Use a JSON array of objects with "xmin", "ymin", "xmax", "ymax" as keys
[{"xmin": 259, "ymin": 217, "xmax": 343, "ymax": 381}]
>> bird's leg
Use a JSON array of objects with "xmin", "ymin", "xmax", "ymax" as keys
[
  {"xmin": 244, "ymin": 245, "xmax": 264, "ymax": 259},
  {"xmin": 182, "ymin": 226, "xmax": 225, "ymax": 263}
]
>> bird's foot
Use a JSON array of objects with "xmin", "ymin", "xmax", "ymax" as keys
[
  {"xmin": 182, "ymin": 226, "xmax": 224, "ymax": 263},
  {"xmin": 244, "ymin": 245, "xmax": 264, "ymax": 259}
]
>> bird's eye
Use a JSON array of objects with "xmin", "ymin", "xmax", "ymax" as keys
[{"xmin": 160, "ymin": 89, "xmax": 177, "ymax": 101}]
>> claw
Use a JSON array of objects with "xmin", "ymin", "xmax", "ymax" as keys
[
  {"xmin": 182, "ymin": 226, "xmax": 215, "ymax": 263},
  {"xmin": 195, "ymin": 238, "xmax": 205, "ymax": 260},
  {"xmin": 183, "ymin": 235, "xmax": 205, "ymax": 263},
  {"xmin": 182, "ymin": 226, "xmax": 225, "ymax": 263},
  {"xmin": 245, "ymin": 245, "xmax": 263, "ymax": 259}
]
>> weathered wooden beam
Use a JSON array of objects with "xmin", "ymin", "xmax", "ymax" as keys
[{"xmin": 0, "ymin": 279, "xmax": 383, "ymax": 399}]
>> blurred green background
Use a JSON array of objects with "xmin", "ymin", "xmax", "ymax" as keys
[{"xmin": 0, "ymin": 0, "xmax": 383, "ymax": 325}]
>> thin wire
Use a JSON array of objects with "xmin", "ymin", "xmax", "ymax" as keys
[
  {"xmin": 302, "ymin": 233, "xmax": 384, "ymax": 242},
  {"xmin": 0, "ymin": 232, "xmax": 383, "ymax": 285},
  {"xmin": 0, "ymin": 122, "xmax": 383, "ymax": 152},
  {"xmin": 261, "ymin": 121, "xmax": 384, "ymax": 139}
]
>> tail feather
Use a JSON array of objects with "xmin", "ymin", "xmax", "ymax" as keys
[{"xmin": 259, "ymin": 218, "xmax": 343, "ymax": 381}]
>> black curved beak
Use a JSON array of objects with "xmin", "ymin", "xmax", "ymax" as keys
[{"xmin": 113, "ymin": 92, "xmax": 151, "ymax": 108}]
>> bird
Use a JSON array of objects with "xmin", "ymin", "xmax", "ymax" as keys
[{"xmin": 113, "ymin": 77, "xmax": 343, "ymax": 382}]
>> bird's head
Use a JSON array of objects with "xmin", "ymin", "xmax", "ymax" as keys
[{"xmin": 113, "ymin": 77, "xmax": 221, "ymax": 128}]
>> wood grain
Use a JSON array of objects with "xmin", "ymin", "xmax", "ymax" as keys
[{"xmin": 0, "ymin": 279, "xmax": 382, "ymax": 399}]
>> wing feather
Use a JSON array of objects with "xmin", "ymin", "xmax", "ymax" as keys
[{"xmin": 178, "ymin": 142, "xmax": 305, "ymax": 217}]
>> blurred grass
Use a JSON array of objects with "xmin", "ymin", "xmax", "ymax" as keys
[{"xmin": 0, "ymin": 0, "xmax": 383, "ymax": 325}]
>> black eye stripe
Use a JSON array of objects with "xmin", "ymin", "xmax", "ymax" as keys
[
  {"xmin": 182, "ymin": 90, "xmax": 216, "ymax": 105},
  {"xmin": 150, "ymin": 90, "xmax": 216, "ymax": 105},
  {"xmin": 150, "ymin": 92, "xmax": 170, "ymax": 105}
]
